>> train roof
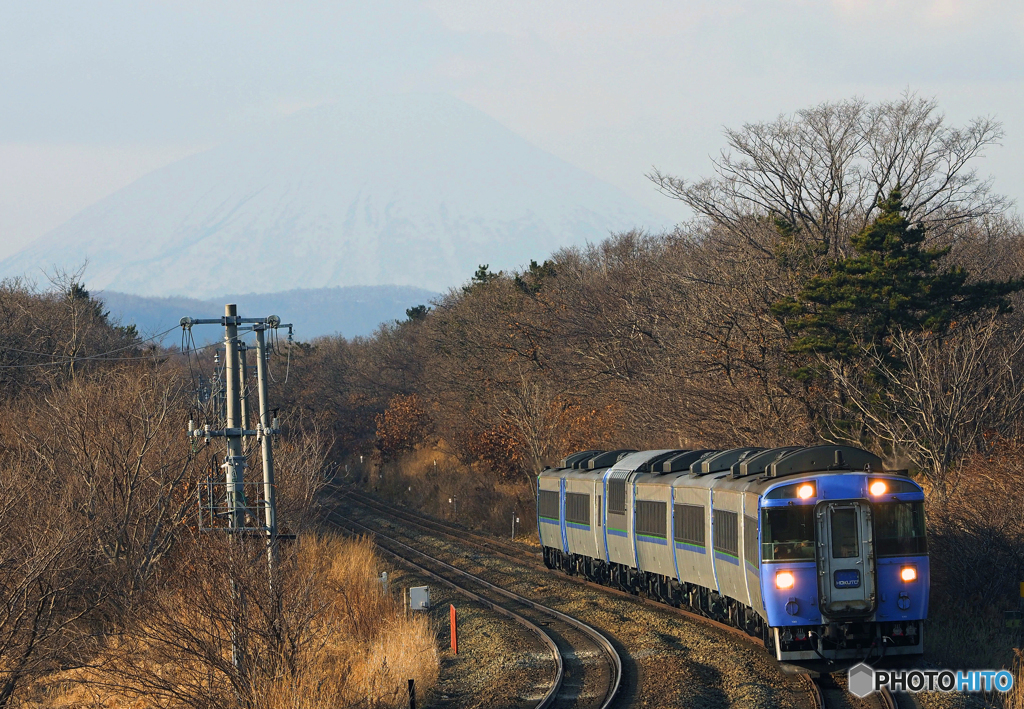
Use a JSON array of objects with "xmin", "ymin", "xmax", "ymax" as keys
[{"xmin": 542, "ymin": 444, "xmax": 902, "ymax": 494}]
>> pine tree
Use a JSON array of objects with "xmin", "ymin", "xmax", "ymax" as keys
[
  {"xmin": 773, "ymin": 188, "xmax": 1023, "ymax": 364},
  {"xmin": 462, "ymin": 264, "xmax": 501, "ymax": 293}
]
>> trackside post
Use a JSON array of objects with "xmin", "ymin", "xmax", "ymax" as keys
[{"xmin": 450, "ymin": 604, "xmax": 458, "ymax": 654}]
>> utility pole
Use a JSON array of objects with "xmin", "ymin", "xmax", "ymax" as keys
[
  {"xmin": 181, "ymin": 306, "xmax": 291, "ymax": 693},
  {"xmin": 182, "ymin": 306, "xmax": 289, "ymax": 542},
  {"xmin": 224, "ymin": 304, "xmax": 246, "ymax": 532},
  {"xmin": 254, "ymin": 318, "xmax": 279, "ymax": 563},
  {"xmin": 239, "ymin": 342, "xmax": 251, "ymax": 445}
]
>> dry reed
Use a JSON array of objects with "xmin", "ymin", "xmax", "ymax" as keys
[{"xmin": 28, "ymin": 535, "xmax": 438, "ymax": 709}]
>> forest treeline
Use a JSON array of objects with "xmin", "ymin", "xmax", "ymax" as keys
[
  {"xmin": 287, "ymin": 94, "xmax": 1024, "ymax": 502},
  {"xmin": 0, "ymin": 278, "xmax": 436, "ymax": 708}
]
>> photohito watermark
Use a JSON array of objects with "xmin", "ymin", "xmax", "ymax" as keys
[{"xmin": 847, "ymin": 663, "xmax": 1014, "ymax": 698}]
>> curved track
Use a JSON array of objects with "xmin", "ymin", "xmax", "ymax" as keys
[
  {"xmin": 325, "ymin": 508, "xmax": 623, "ymax": 709},
  {"xmin": 338, "ymin": 486, "xmax": 539, "ymax": 562},
  {"xmin": 328, "ymin": 484, "xmax": 819, "ymax": 708},
  {"xmin": 810, "ymin": 674, "xmax": 900, "ymax": 709}
]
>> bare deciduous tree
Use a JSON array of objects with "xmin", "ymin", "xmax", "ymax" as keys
[
  {"xmin": 650, "ymin": 93, "xmax": 1009, "ymax": 260},
  {"xmin": 824, "ymin": 316, "xmax": 1024, "ymax": 498}
]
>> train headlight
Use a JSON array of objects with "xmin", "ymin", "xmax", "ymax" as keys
[
  {"xmin": 869, "ymin": 480, "xmax": 888, "ymax": 496},
  {"xmin": 900, "ymin": 566, "xmax": 917, "ymax": 582},
  {"xmin": 776, "ymin": 571, "xmax": 795, "ymax": 589},
  {"xmin": 797, "ymin": 483, "xmax": 816, "ymax": 500}
]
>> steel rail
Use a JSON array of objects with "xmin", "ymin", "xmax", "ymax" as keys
[
  {"xmin": 336, "ymin": 485, "xmax": 531, "ymax": 559},
  {"xmin": 878, "ymin": 687, "xmax": 898, "ymax": 709},
  {"xmin": 810, "ymin": 674, "xmax": 900, "ymax": 709},
  {"xmin": 326, "ymin": 509, "xmax": 623, "ymax": 709},
  {"xmin": 324, "ymin": 509, "xmax": 564, "ymax": 709},
  {"xmin": 807, "ymin": 675, "xmax": 825, "ymax": 709}
]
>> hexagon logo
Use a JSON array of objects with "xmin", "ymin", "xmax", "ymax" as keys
[{"xmin": 848, "ymin": 662, "xmax": 875, "ymax": 698}]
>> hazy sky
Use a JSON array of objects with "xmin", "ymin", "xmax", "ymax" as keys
[{"xmin": 2, "ymin": 0, "xmax": 1022, "ymax": 260}]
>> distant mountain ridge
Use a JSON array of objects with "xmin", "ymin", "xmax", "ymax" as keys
[
  {"xmin": 100, "ymin": 285, "xmax": 438, "ymax": 345},
  {"xmin": 0, "ymin": 94, "xmax": 669, "ymax": 297}
]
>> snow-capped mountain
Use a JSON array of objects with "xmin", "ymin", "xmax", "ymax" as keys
[{"xmin": 0, "ymin": 94, "xmax": 670, "ymax": 297}]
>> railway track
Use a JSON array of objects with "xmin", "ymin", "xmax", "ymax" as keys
[
  {"xmin": 331, "ymin": 486, "xmax": 798, "ymax": 654},
  {"xmin": 324, "ymin": 507, "xmax": 623, "ymax": 709},
  {"xmin": 809, "ymin": 674, "xmax": 902, "ymax": 709},
  {"xmin": 336, "ymin": 486, "xmax": 537, "ymax": 562},
  {"xmin": 326, "ymin": 484, "xmax": 817, "ymax": 708}
]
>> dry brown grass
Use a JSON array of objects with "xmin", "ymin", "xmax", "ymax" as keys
[{"xmin": 26, "ymin": 535, "xmax": 438, "ymax": 709}]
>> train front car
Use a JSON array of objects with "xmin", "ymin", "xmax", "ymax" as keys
[{"xmin": 757, "ymin": 446, "xmax": 928, "ymax": 664}]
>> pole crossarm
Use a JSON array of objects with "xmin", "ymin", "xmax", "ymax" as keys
[
  {"xmin": 180, "ymin": 315, "xmax": 289, "ymax": 329},
  {"xmin": 187, "ymin": 426, "xmax": 280, "ymax": 439}
]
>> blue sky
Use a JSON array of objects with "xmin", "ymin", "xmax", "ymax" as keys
[{"xmin": 2, "ymin": 0, "xmax": 1022, "ymax": 259}]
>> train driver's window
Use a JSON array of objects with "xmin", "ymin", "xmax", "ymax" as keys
[
  {"xmin": 761, "ymin": 507, "xmax": 815, "ymax": 561},
  {"xmin": 874, "ymin": 501, "xmax": 927, "ymax": 556},
  {"xmin": 830, "ymin": 508, "xmax": 859, "ymax": 559}
]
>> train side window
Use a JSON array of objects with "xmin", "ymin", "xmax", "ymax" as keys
[
  {"xmin": 636, "ymin": 500, "xmax": 667, "ymax": 539},
  {"xmin": 761, "ymin": 507, "xmax": 815, "ymax": 561},
  {"xmin": 539, "ymin": 490, "xmax": 559, "ymax": 521},
  {"xmin": 830, "ymin": 507, "xmax": 859, "ymax": 558},
  {"xmin": 743, "ymin": 514, "xmax": 759, "ymax": 568},
  {"xmin": 713, "ymin": 509, "xmax": 739, "ymax": 558},
  {"xmin": 608, "ymin": 479, "xmax": 626, "ymax": 515},
  {"xmin": 597, "ymin": 495, "xmax": 602, "ymax": 526},
  {"xmin": 674, "ymin": 504, "xmax": 705, "ymax": 547},
  {"xmin": 565, "ymin": 493, "xmax": 590, "ymax": 526}
]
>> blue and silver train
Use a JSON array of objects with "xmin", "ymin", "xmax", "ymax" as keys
[{"xmin": 537, "ymin": 445, "xmax": 928, "ymax": 664}]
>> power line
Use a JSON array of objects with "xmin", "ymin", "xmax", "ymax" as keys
[
  {"xmin": 0, "ymin": 325, "xmax": 181, "ymax": 369},
  {"xmin": 0, "ymin": 324, "xmax": 283, "ymax": 371}
]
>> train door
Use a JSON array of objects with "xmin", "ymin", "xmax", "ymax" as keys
[
  {"xmin": 815, "ymin": 501, "xmax": 876, "ymax": 617},
  {"xmin": 559, "ymin": 477, "xmax": 569, "ymax": 555}
]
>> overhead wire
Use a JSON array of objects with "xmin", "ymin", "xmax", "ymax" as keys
[
  {"xmin": 0, "ymin": 324, "xmax": 180, "ymax": 369},
  {"xmin": 266, "ymin": 325, "xmax": 293, "ymax": 385},
  {"xmin": 283, "ymin": 329, "xmax": 291, "ymax": 383}
]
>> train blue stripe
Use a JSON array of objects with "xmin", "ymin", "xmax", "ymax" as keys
[
  {"xmin": 637, "ymin": 534, "xmax": 667, "ymax": 545},
  {"xmin": 675, "ymin": 541, "xmax": 706, "ymax": 554},
  {"xmin": 715, "ymin": 550, "xmax": 740, "ymax": 566}
]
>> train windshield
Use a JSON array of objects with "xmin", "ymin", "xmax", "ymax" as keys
[
  {"xmin": 761, "ymin": 506, "xmax": 815, "ymax": 561},
  {"xmin": 874, "ymin": 501, "xmax": 927, "ymax": 556}
]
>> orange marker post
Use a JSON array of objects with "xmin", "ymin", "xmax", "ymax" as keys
[{"xmin": 450, "ymin": 604, "xmax": 457, "ymax": 654}]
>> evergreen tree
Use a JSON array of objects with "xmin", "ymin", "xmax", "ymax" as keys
[
  {"xmin": 514, "ymin": 259, "xmax": 557, "ymax": 295},
  {"xmin": 462, "ymin": 264, "xmax": 501, "ymax": 293},
  {"xmin": 773, "ymin": 188, "xmax": 1023, "ymax": 364},
  {"xmin": 405, "ymin": 304, "xmax": 431, "ymax": 322}
]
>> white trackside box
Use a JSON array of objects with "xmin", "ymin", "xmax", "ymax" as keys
[{"xmin": 409, "ymin": 586, "xmax": 430, "ymax": 610}]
